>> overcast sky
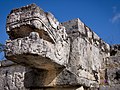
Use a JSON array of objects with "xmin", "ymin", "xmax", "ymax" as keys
[{"xmin": 0, "ymin": 0, "xmax": 120, "ymax": 59}]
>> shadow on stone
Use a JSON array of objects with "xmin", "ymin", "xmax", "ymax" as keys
[{"xmin": 24, "ymin": 67, "xmax": 64, "ymax": 89}]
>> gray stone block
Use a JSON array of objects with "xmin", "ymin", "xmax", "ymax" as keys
[
  {"xmin": 0, "ymin": 60, "xmax": 29, "ymax": 90},
  {"xmin": 5, "ymin": 34, "xmax": 70, "ymax": 70}
]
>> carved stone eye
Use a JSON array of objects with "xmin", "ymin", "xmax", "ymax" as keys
[{"xmin": 29, "ymin": 32, "xmax": 40, "ymax": 40}]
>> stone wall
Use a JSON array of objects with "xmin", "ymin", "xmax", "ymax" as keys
[
  {"xmin": 0, "ymin": 60, "xmax": 90, "ymax": 90},
  {"xmin": 99, "ymin": 45, "xmax": 120, "ymax": 90},
  {"xmin": 0, "ymin": 3, "xmax": 119, "ymax": 90},
  {"xmin": 62, "ymin": 19, "xmax": 110, "ymax": 86},
  {"xmin": 0, "ymin": 60, "xmax": 29, "ymax": 90}
]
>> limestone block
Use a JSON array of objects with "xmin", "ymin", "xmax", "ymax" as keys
[
  {"xmin": 107, "ymin": 68, "xmax": 120, "ymax": 85},
  {"xmin": 87, "ymin": 29, "xmax": 92, "ymax": 39},
  {"xmin": 6, "ymin": 4, "xmax": 67, "ymax": 43},
  {"xmin": 106, "ymin": 56, "xmax": 120, "ymax": 68},
  {"xmin": 24, "ymin": 68, "xmax": 98, "ymax": 88},
  {"xmin": 5, "ymin": 32, "xmax": 70, "ymax": 70},
  {"xmin": 62, "ymin": 18, "xmax": 110, "ymax": 88},
  {"xmin": 0, "ymin": 60, "xmax": 29, "ymax": 90},
  {"xmin": 0, "ymin": 61, "xmax": 97, "ymax": 89},
  {"xmin": 99, "ymin": 84, "xmax": 120, "ymax": 90},
  {"xmin": 0, "ymin": 60, "xmax": 88, "ymax": 89},
  {"xmin": 67, "ymin": 36, "xmax": 101, "ymax": 83},
  {"xmin": 62, "ymin": 18, "xmax": 86, "ymax": 36},
  {"xmin": 106, "ymin": 56, "xmax": 120, "ymax": 85},
  {"xmin": 100, "ymin": 50, "xmax": 120, "ymax": 88},
  {"xmin": 111, "ymin": 44, "xmax": 120, "ymax": 56},
  {"xmin": 62, "ymin": 18, "xmax": 110, "ymax": 53}
]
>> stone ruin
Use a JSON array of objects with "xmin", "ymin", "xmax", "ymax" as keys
[{"xmin": 0, "ymin": 4, "xmax": 120, "ymax": 90}]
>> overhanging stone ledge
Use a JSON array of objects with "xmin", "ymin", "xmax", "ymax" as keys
[{"xmin": 5, "ymin": 33, "xmax": 70, "ymax": 70}]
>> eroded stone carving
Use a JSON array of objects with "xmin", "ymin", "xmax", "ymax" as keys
[
  {"xmin": 5, "ymin": 4, "xmax": 70, "ymax": 70},
  {"xmin": 6, "ymin": 4, "xmax": 67, "ymax": 43},
  {"xmin": 3, "ymin": 3, "xmax": 120, "ymax": 90}
]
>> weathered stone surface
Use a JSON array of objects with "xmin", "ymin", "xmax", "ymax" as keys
[
  {"xmin": 107, "ymin": 68, "xmax": 120, "ymax": 85},
  {"xmin": 99, "ymin": 84, "xmax": 120, "ymax": 90},
  {"xmin": 5, "ymin": 32, "xmax": 70, "ymax": 70},
  {"xmin": 0, "ymin": 60, "xmax": 94, "ymax": 90},
  {"xmin": 106, "ymin": 56, "xmax": 120, "ymax": 68},
  {"xmin": 6, "ymin": 4, "xmax": 67, "ymax": 43},
  {"xmin": 6, "ymin": 4, "xmax": 70, "ymax": 71},
  {"xmin": 3, "ymin": 3, "xmax": 120, "ymax": 90},
  {"xmin": 5, "ymin": 4, "xmax": 111, "ymax": 89},
  {"xmin": 62, "ymin": 19, "xmax": 110, "ymax": 53},
  {"xmin": 62, "ymin": 19, "xmax": 110, "ymax": 86},
  {"xmin": 0, "ymin": 60, "xmax": 29, "ymax": 90},
  {"xmin": 22, "ymin": 68, "xmax": 99, "ymax": 88},
  {"xmin": 105, "ymin": 56, "xmax": 120, "ymax": 85},
  {"xmin": 99, "ymin": 45, "xmax": 120, "ymax": 90},
  {"xmin": 110, "ymin": 44, "xmax": 120, "ymax": 56}
]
